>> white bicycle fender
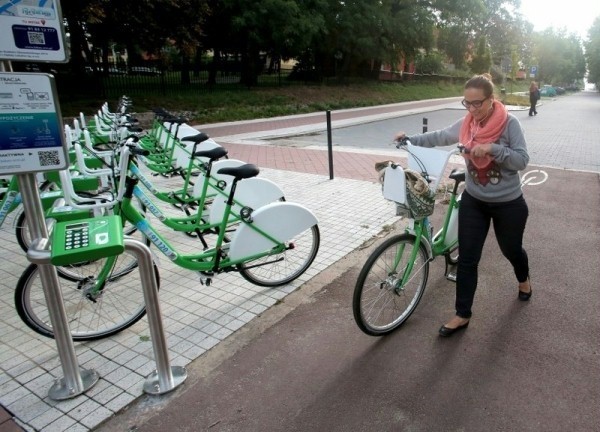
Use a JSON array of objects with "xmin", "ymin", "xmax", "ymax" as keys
[
  {"xmin": 209, "ymin": 177, "xmax": 284, "ymax": 225},
  {"xmin": 228, "ymin": 202, "xmax": 318, "ymax": 261}
]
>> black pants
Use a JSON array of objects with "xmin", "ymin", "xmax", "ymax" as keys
[
  {"xmin": 529, "ymin": 99, "xmax": 537, "ymax": 115},
  {"xmin": 455, "ymin": 192, "xmax": 529, "ymax": 318}
]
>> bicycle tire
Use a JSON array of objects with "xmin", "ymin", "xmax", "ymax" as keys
[
  {"xmin": 237, "ymin": 225, "xmax": 320, "ymax": 287},
  {"xmin": 14, "ymin": 254, "xmax": 160, "ymax": 341},
  {"xmin": 353, "ymin": 233, "xmax": 429, "ymax": 336}
]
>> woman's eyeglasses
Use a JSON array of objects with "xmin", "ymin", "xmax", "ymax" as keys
[{"xmin": 461, "ymin": 97, "xmax": 489, "ymax": 109}]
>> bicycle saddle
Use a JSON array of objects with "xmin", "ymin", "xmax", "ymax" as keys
[
  {"xmin": 449, "ymin": 169, "xmax": 466, "ymax": 183},
  {"xmin": 217, "ymin": 164, "xmax": 260, "ymax": 180},
  {"xmin": 181, "ymin": 132, "xmax": 210, "ymax": 143},
  {"xmin": 193, "ymin": 146, "xmax": 228, "ymax": 161}
]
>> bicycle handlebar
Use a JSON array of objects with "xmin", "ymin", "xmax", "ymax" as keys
[
  {"xmin": 456, "ymin": 144, "xmax": 470, "ymax": 154},
  {"xmin": 130, "ymin": 147, "xmax": 150, "ymax": 157},
  {"xmin": 394, "ymin": 137, "xmax": 470, "ymax": 155},
  {"xmin": 121, "ymin": 135, "xmax": 150, "ymax": 156},
  {"xmin": 394, "ymin": 136, "xmax": 410, "ymax": 148}
]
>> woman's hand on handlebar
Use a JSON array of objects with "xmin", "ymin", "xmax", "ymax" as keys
[
  {"xmin": 394, "ymin": 132, "xmax": 409, "ymax": 147},
  {"xmin": 458, "ymin": 143, "xmax": 493, "ymax": 157}
]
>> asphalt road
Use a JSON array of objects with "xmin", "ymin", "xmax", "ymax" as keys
[{"xmin": 270, "ymin": 91, "xmax": 600, "ymax": 172}]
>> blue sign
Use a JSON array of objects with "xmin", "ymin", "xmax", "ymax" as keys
[
  {"xmin": 530, "ymin": 66, "xmax": 538, "ymax": 76},
  {"xmin": 12, "ymin": 25, "xmax": 61, "ymax": 51},
  {"xmin": 0, "ymin": 73, "xmax": 68, "ymax": 175},
  {"xmin": 0, "ymin": 0, "xmax": 67, "ymax": 62}
]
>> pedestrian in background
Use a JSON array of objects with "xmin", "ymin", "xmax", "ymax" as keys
[{"xmin": 529, "ymin": 81, "xmax": 539, "ymax": 116}]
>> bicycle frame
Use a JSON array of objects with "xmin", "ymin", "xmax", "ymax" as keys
[
  {"xmin": 121, "ymin": 180, "xmax": 286, "ymax": 271},
  {"xmin": 127, "ymin": 143, "xmax": 285, "ymax": 244},
  {"xmin": 129, "ymin": 141, "xmax": 228, "ymax": 208},
  {"xmin": 74, "ymin": 144, "xmax": 317, "ymax": 296},
  {"xmin": 394, "ymin": 189, "xmax": 460, "ymax": 290},
  {"xmin": 0, "ymin": 176, "xmax": 79, "ymax": 229},
  {"xmin": 385, "ymin": 144, "xmax": 463, "ymax": 291}
]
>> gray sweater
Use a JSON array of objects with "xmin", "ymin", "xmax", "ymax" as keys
[{"xmin": 408, "ymin": 114, "xmax": 529, "ymax": 202}]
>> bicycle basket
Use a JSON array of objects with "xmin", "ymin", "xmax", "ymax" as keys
[
  {"xmin": 404, "ymin": 168, "xmax": 435, "ymax": 219},
  {"xmin": 382, "ymin": 165, "xmax": 434, "ymax": 219}
]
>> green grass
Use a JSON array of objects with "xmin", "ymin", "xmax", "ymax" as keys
[{"xmin": 59, "ymin": 79, "xmax": 531, "ymax": 124}]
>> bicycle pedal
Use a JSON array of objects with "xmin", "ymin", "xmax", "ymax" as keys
[
  {"xmin": 446, "ymin": 271, "xmax": 457, "ymax": 282},
  {"xmin": 198, "ymin": 271, "xmax": 214, "ymax": 286}
]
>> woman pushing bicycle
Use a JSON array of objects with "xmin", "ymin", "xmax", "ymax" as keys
[{"xmin": 395, "ymin": 74, "xmax": 532, "ymax": 337}]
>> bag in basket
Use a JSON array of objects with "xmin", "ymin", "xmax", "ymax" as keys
[{"xmin": 404, "ymin": 168, "xmax": 435, "ymax": 219}]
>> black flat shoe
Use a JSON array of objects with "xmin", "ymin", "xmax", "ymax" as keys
[
  {"xmin": 438, "ymin": 321, "xmax": 469, "ymax": 337},
  {"xmin": 519, "ymin": 279, "xmax": 532, "ymax": 301},
  {"xmin": 519, "ymin": 288, "xmax": 532, "ymax": 301}
]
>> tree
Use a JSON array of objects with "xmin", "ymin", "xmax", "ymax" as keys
[
  {"xmin": 470, "ymin": 36, "xmax": 492, "ymax": 74},
  {"xmin": 61, "ymin": 0, "xmax": 208, "ymax": 80},
  {"xmin": 477, "ymin": 0, "xmax": 522, "ymax": 64},
  {"xmin": 534, "ymin": 28, "xmax": 585, "ymax": 85},
  {"xmin": 210, "ymin": 0, "xmax": 326, "ymax": 86},
  {"xmin": 585, "ymin": 17, "xmax": 600, "ymax": 86},
  {"xmin": 437, "ymin": 24, "xmax": 470, "ymax": 70}
]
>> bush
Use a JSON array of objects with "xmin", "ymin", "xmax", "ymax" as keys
[{"xmin": 415, "ymin": 52, "xmax": 445, "ymax": 75}]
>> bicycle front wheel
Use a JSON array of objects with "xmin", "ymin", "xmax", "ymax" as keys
[
  {"xmin": 353, "ymin": 233, "xmax": 429, "ymax": 336},
  {"xmin": 15, "ymin": 254, "xmax": 160, "ymax": 341},
  {"xmin": 237, "ymin": 225, "xmax": 320, "ymax": 287}
]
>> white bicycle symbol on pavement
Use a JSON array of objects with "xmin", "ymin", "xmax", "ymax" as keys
[{"xmin": 521, "ymin": 169, "xmax": 548, "ymax": 186}]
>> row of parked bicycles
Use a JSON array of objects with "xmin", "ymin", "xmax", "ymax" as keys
[{"xmin": 1, "ymin": 96, "xmax": 320, "ymax": 341}]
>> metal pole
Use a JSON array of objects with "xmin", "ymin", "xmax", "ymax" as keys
[
  {"xmin": 124, "ymin": 239, "xmax": 187, "ymax": 395},
  {"xmin": 422, "ymin": 117, "xmax": 428, "ymax": 133},
  {"xmin": 19, "ymin": 174, "xmax": 99, "ymax": 400},
  {"xmin": 326, "ymin": 110, "xmax": 334, "ymax": 180}
]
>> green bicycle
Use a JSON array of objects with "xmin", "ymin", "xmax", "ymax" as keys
[
  {"xmin": 15, "ymin": 140, "xmax": 320, "ymax": 341},
  {"xmin": 353, "ymin": 140, "xmax": 465, "ymax": 336}
]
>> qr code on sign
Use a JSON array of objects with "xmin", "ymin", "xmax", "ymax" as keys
[
  {"xmin": 28, "ymin": 31, "xmax": 45, "ymax": 45},
  {"xmin": 38, "ymin": 151, "xmax": 60, "ymax": 166}
]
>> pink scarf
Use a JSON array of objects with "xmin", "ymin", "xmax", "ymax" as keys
[{"xmin": 459, "ymin": 99, "xmax": 508, "ymax": 170}]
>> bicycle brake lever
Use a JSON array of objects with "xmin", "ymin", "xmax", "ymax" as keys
[{"xmin": 394, "ymin": 137, "xmax": 410, "ymax": 149}]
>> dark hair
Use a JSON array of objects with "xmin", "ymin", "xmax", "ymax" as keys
[{"xmin": 465, "ymin": 74, "xmax": 494, "ymax": 98}]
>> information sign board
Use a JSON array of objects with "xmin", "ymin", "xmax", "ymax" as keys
[
  {"xmin": 0, "ymin": 0, "xmax": 68, "ymax": 62},
  {"xmin": 0, "ymin": 72, "xmax": 68, "ymax": 174}
]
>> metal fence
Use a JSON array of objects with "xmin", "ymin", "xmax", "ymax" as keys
[{"xmin": 56, "ymin": 67, "xmax": 295, "ymax": 100}]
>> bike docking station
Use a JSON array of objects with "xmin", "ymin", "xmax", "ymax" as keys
[
  {"xmin": 0, "ymin": 66, "xmax": 100, "ymax": 400},
  {"xmin": 1, "ymin": 0, "xmax": 186, "ymax": 400}
]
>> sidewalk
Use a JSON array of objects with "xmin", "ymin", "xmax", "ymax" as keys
[{"xmin": 1, "ymin": 94, "xmax": 598, "ymax": 432}]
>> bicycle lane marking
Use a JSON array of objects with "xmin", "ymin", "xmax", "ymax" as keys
[{"xmin": 521, "ymin": 169, "xmax": 548, "ymax": 186}]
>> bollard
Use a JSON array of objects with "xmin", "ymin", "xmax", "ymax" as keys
[
  {"xmin": 422, "ymin": 117, "xmax": 428, "ymax": 133},
  {"xmin": 124, "ymin": 238, "xmax": 187, "ymax": 394},
  {"xmin": 326, "ymin": 110, "xmax": 334, "ymax": 180}
]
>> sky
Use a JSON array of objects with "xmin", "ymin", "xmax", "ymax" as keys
[{"xmin": 519, "ymin": 0, "xmax": 600, "ymax": 40}]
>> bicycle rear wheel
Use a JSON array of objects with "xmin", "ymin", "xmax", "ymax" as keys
[
  {"xmin": 353, "ymin": 233, "xmax": 429, "ymax": 336},
  {"xmin": 14, "ymin": 253, "xmax": 160, "ymax": 341},
  {"xmin": 237, "ymin": 225, "xmax": 320, "ymax": 287}
]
